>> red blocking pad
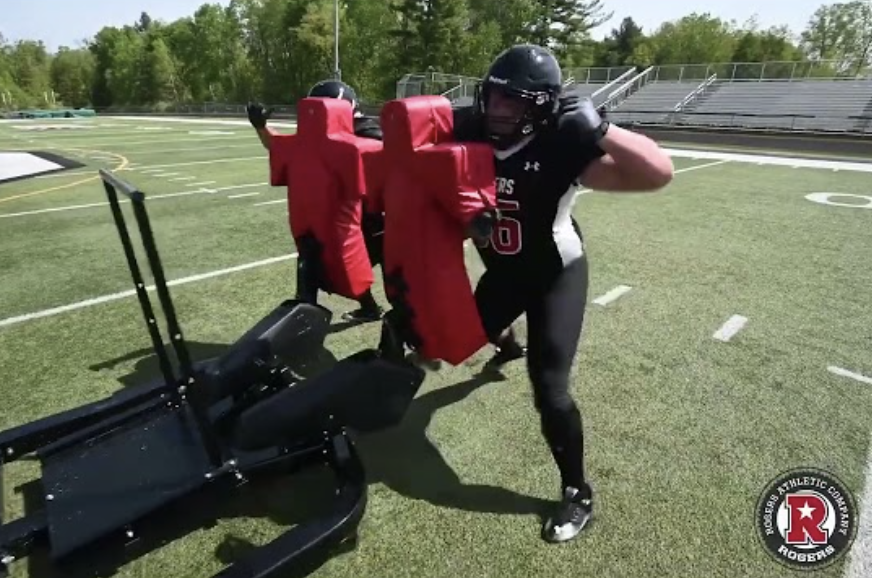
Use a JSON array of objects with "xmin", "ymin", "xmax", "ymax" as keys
[
  {"xmin": 269, "ymin": 97, "xmax": 381, "ymax": 299},
  {"xmin": 377, "ymin": 95, "xmax": 496, "ymax": 365}
]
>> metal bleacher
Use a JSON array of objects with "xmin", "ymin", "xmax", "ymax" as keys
[
  {"xmin": 677, "ymin": 79, "xmax": 872, "ymax": 132},
  {"xmin": 395, "ymin": 60, "xmax": 872, "ymax": 136},
  {"xmin": 396, "ymin": 66, "xmax": 637, "ymax": 108},
  {"xmin": 606, "ymin": 81, "xmax": 708, "ymax": 124},
  {"xmin": 597, "ymin": 60, "xmax": 872, "ymax": 135}
]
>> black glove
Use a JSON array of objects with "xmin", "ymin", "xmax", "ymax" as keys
[
  {"xmin": 467, "ymin": 207, "xmax": 500, "ymax": 244},
  {"xmin": 557, "ymin": 89, "xmax": 609, "ymax": 145},
  {"xmin": 246, "ymin": 102, "xmax": 272, "ymax": 129},
  {"xmin": 353, "ymin": 116, "xmax": 383, "ymax": 140}
]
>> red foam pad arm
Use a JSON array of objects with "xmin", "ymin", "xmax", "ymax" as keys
[
  {"xmin": 358, "ymin": 141, "xmax": 386, "ymax": 213},
  {"xmin": 269, "ymin": 133, "xmax": 296, "ymax": 188},
  {"xmin": 418, "ymin": 143, "xmax": 497, "ymax": 226},
  {"xmin": 327, "ymin": 139, "xmax": 367, "ymax": 201}
]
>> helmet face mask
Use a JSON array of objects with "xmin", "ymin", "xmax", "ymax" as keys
[
  {"xmin": 481, "ymin": 83, "xmax": 554, "ymax": 149},
  {"xmin": 477, "ymin": 44, "xmax": 562, "ymax": 150}
]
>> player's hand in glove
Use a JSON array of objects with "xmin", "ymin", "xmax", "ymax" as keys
[
  {"xmin": 557, "ymin": 89, "xmax": 609, "ymax": 146},
  {"xmin": 466, "ymin": 207, "xmax": 500, "ymax": 246},
  {"xmin": 246, "ymin": 102, "xmax": 272, "ymax": 129}
]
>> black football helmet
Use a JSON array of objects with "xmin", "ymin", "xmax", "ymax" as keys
[
  {"xmin": 478, "ymin": 44, "xmax": 562, "ymax": 149},
  {"xmin": 307, "ymin": 79, "xmax": 362, "ymax": 117}
]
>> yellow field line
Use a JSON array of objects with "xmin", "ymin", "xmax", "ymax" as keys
[{"xmin": 0, "ymin": 147, "xmax": 129, "ymax": 204}]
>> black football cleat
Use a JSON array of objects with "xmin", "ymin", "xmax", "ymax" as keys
[
  {"xmin": 405, "ymin": 351, "xmax": 443, "ymax": 371},
  {"xmin": 541, "ymin": 486, "xmax": 593, "ymax": 543},
  {"xmin": 483, "ymin": 340, "xmax": 526, "ymax": 371},
  {"xmin": 341, "ymin": 306, "xmax": 384, "ymax": 323}
]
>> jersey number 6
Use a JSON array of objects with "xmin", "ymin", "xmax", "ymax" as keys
[{"xmin": 491, "ymin": 199, "xmax": 522, "ymax": 255}]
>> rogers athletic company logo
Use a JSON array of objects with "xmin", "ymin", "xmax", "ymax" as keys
[{"xmin": 755, "ymin": 468, "xmax": 858, "ymax": 571}]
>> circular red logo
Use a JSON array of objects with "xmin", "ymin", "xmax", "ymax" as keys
[{"xmin": 756, "ymin": 468, "xmax": 858, "ymax": 570}]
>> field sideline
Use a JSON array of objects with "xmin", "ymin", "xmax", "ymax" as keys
[{"xmin": 0, "ymin": 116, "xmax": 871, "ymax": 578}]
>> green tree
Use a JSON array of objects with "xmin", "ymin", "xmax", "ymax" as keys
[
  {"xmin": 0, "ymin": 34, "xmax": 27, "ymax": 109},
  {"xmin": 594, "ymin": 16, "xmax": 644, "ymax": 66},
  {"xmin": 10, "ymin": 40, "xmax": 52, "ymax": 106},
  {"xmin": 341, "ymin": 0, "xmax": 405, "ymax": 101},
  {"xmin": 529, "ymin": 0, "xmax": 611, "ymax": 59},
  {"xmin": 801, "ymin": 1, "xmax": 872, "ymax": 75},
  {"xmin": 644, "ymin": 13, "xmax": 740, "ymax": 65},
  {"xmin": 390, "ymin": 0, "xmax": 475, "ymax": 74},
  {"xmin": 141, "ymin": 36, "xmax": 177, "ymax": 104},
  {"xmin": 50, "ymin": 47, "xmax": 95, "ymax": 107},
  {"xmin": 467, "ymin": 0, "xmax": 539, "ymax": 47}
]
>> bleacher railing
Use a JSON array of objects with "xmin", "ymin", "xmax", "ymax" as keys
[
  {"xmin": 564, "ymin": 65, "xmax": 635, "ymax": 84},
  {"xmin": 673, "ymin": 74, "xmax": 718, "ymax": 112},
  {"xmin": 570, "ymin": 60, "xmax": 864, "ymax": 84},
  {"xmin": 591, "ymin": 68, "xmax": 638, "ymax": 102},
  {"xmin": 396, "ymin": 72, "xmax": 481, "ymax": 100},
  {"xmin": 652, "ymin": 60, "xmax": 859, "ymax": 82},
  {"xmin": 600, "ymin": 66, "xmax": 655, "ymax": 111},
  {"xmin": 608, "ymin": 109, "xmax": 872, "ymax": 135}
]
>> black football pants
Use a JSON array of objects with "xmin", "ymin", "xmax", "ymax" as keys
[
  {"xmin": 474, "ymin": 255, "xmax": 591, "ymax": 497},
  {"xmin": 361, "ymin": 211, "xmax": 385, "ymax": 268},
  {"xmin": 295, "ymin": 213, "xmax": 385, "ymax": 305}
]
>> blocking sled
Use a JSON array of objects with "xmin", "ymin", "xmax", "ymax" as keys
[{"xmin": 0, "ymin": 170, "xmax": 425, "ymax": 577}]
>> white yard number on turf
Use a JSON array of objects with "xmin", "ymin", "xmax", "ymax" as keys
[{"xmin": 805, "ymin": 192, "xmax": 872, "ymax": 209}]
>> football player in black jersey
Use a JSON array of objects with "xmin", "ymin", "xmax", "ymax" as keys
[
  {"xmin": 246, "ymin": 79, "xmax": 385, "ymax": 322},
  {"xmin": 457, "ymin": 44, "xmax": 673, "ymax": 544}
]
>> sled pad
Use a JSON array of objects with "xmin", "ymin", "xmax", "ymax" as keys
[
  {"xmin": 232, "ymin": 351, "xmax": 426, "ymax": 451},
  {"xmin": 39, "ymin": 404, "xmax": 211, "ymax": 559},
  {"xmin": 199, "ymin": 300, "xmax": 333, "ymax": 403}
]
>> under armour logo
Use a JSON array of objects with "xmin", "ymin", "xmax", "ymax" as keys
[{"xmin": 524, "ymin": 161, "xmax": 540, "ymax": 172}]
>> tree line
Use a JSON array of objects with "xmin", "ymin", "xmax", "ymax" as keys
[{"xmin": 1, "ymin": 0, "xmax": 870, "ymax": 111}]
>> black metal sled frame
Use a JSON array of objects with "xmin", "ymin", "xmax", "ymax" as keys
[{"xmin": 0, "ymin": 170, "xmax": 377, "ymax": 578}]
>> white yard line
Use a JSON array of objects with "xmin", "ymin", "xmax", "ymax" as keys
[
  {"xmin": 828, "ymin": 366, "xmax": 872, "ymax": 386},
  {"xmin": 577, "ymin": 159, "xmax": 731, "ymax": 194},
  {"xmin": 253, "ymin": 199, "xmax": 286, "ymax": 207},
  {"xmin": 672, "ymin": 159, "xmax": 730, "ymax": 173},
  {"xmin": 0, "ymin": 183, "xmax": 267, "ymax": 220},
  {"xmin": 123, "ymin": 156, "xmax": 266, "ymax": 171},
  {"xmin": 170, "ymin": 176, "xmax": 197, "ymax": 182},
  {"xmin": 844, "ymin": 433, "xmax": 872, "ymax": 578},
  {"xmin": 228, "ymin": 192, "xmax": 261, "ymax": 199},
  {"xmin": 74, "ymin": 135, "xmax": 250, "ymax": 147},
  {"xmin": 665, "ymin": 148, "xmax": 872, "ymax": 173},
  {"xmin": 0, "ymin": 254, "xmax": 298, "ymax": 329},
  {"xmin": 712, "ymin": 315, "xmax": 748, "ymax": 342},
  {"xmin": 110, "ymin": 115, "xmax": 297, "ymax": 129},
  {"xmin": 592, "ymin": 285, "xmax": 632, "ymax": 306},
  {"xmin": 35, "ymin": 170, "xmax": 93, "ymax": 180},
  {"xmin": 133, "ymin": 142, "xmax": 258, "ymax": 155},
  {"xmin": 22, "ymin": 134, "xmax": 249, "ymax": 147}
]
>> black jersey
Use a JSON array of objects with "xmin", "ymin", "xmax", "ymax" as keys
[
  {"xmin": 353, "ymin": 115, "xmax": 383, "ymax": 140},
  {"xmin": 453, "ymin": 106, "xmax": 604, "ymax": 277}
]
